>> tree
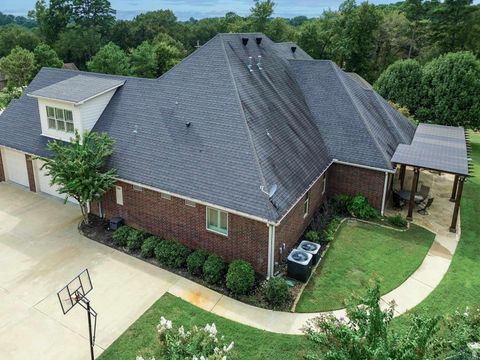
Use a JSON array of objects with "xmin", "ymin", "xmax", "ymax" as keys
[
  {"xmin": 305, "ymin": 283, "xmax": 440, "ymax": 359},
  {"xmin": 374, "ymin": 59, "xmax": 423, "ymax": 114},
  {"xmin": 296, "ymin": 19, "xmax": 332, "ymax": 59},
  {"xmin": 29, "ymin": 0, "xmax": 72, "ymax": 43},
  {"xmin": 131, "ymin": 10, "xmax": 179, "ymax": 45},
  {"xmin": 0, "ymin": 47, "xmax": 36, "ymax": 88},
  {"xmin": 33, "ymin": 43, "xmax": 63, "ymax": 70},
  {"xmin": 130, "ymin": 41, "xmax": 157, "ymax": 78},
  {"xmin": 265, "ymin": 17, "xmax": 295, "ymax": 42},
  {"xmin": 54, "ymin": 27, "xmax": 103, "ymax": 69},
  {"xmin": 0, "ymin": 87, "xmax": 23, "ymax": 110},
  {"xmin": 418, "ymin": 51, "xmax": 480, "ymax": 129},
  {"xmin": 0, "ymin": 25, "xmax": 40, "ymax": 57},
  {"xmin": 86, "ymin": 42, "xmax": 130, "ymax": 75},
  {"xmin": 38, "ymin": 131, "xmax": 117, "ymax": 225},
  {"xmin": 71, "ymin": 0, "xmax": 115, "ymax": 32},
  {"xmin": 249, "ymin": 0, "xmax": 275, "ymax": 32}
]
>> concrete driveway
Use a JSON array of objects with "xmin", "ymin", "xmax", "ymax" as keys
[{"xmin": 0, "ymin": 183, "xmax": 178, "ymax": 359}]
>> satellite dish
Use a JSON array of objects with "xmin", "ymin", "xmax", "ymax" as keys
[{"xmin": 260, "ymin": 184, "xmax": 277, "ymax": 199}]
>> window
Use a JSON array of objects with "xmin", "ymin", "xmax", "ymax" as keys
[
  {"xmin": 303, "ymin": 191, "xmax": 310, "ymax": 218},
  {"xmin": 322, "ymin": 176, "xmax": 327, "ymax": 195},
  {"xmin": 185, "ymin": 200, "xmax": 196, "ymax": 207},
  {"xmin": 46, "ymin": 106, "xmax": 74, "ymax": 133},
  {"xmin": 206, "ymin": 207, "xmax": 228, "ymax": 236},
  {"xmin": 115, "ymin": 185, "xmax": 123, "ymax": 205},
  {"xmin": 161, "ymin": 193, "xmax": 171, "ymax": 200}
]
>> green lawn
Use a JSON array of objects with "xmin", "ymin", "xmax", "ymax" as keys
[
  {"xmin": 295, "ymin": 221, "xmax": 435, "ymax": 312},
  {"xmin": 393, "ymin": 131, "xmax": 480, "ymax": 329},
  {"xmin": 98, "ymin": 293, "xmax": 310, "ymax": 360}
]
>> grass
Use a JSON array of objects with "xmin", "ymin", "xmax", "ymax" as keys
[
  {"xmin": 97, "ymin": 293, "xmax": 309, "ymax": 360},
  {"xmin": 393, "ymin": 130, "xmax": 480, "ymax": 329},
  {"xmin": 295, "ymin": 221, "xmax": 435, "ymax": 312}
]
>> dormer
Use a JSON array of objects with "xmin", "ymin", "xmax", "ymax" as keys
[{"xmin": 28, "ymin": 75, "xmax": 125, "ymax": 142}]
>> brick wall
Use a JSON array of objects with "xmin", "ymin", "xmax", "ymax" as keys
[
  {"xmin": 93, "ymin": 182, "xmax": 270, "ymax": 274},
  {"xmin": 275, "ymin": 174, "xmax": 326, "ymax": 266},
  {"xmin": 25, "ymin": 155, "xmax": 36, "ymax": 192},
  {"xmin": 326, "ymin": 163, "xmax": 386, "ymax": 209},
  {"xmin": 0, "ymin": 149, "xmax": 5, "ymax": 182}
]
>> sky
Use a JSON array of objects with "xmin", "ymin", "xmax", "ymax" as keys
[{"xmin": 1, "ymin": 0, "xmax": 399, "ymax": 20}]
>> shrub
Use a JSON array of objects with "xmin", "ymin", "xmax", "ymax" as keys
[
  {"xmin": 387, "ymin": 214, "xmax": 408, "ymax": 228},
  {"xmin": 155, "ymin": 240, "xmax": 192, "ymax": 268},
  {"xmin": 305, "ymin": 230, "xmax": 320, "ymax": 243},
  {"xmin": 347, "ymin": 195, "xmax": 379, "ymax": 220},
  {"xmin": 186, "ymin": 250, "xmax": 209, "ymax": 276},
  {"xmin": 226, "ymin": 260, "xmax": 255, "ymax": 296},
  {"xmin": 203, "ymin": 255, "xmax": 225, "ymax": 285},
  {"xmin": 126, "ymin": 229, "xmax": 144, "ymax": 251},
  {"xmin": 141, "ymin": 236, "xmax": 160, "ymax": 258},
  {"xmin": 323, "ymin": 216, "xmax": 342, "ymax": 242},
  {"xmin": 265, "ymin": 277, "xmax": 290, "ymax": 306},
  {"xmin": 112, "ymin": 225, "xmax": 131, "ymax": 247},
  {"xmin": 333, "ymin": 194, "xmax": 353, "ymax": 215}
]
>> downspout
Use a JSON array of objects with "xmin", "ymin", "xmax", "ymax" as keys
[
  {"xmin": 267, "ymin": 224, "xmax": 276, "ymax": 278},
  {"xmin": 381, "ymin": 171, "xmax": 389, "ymax": 216}
]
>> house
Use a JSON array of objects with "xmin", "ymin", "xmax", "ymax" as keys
[{"xmin": 0, "ymin": 33, "xmax": 415, "ymax": 277}]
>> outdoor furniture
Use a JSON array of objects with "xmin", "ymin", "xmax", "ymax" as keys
[
  {"xmin": 398, "ymin": 190, "xmax": 424, "ymax": 204},
  {"xmin": 392, "ymin": 191, "xmax": 406, "ymax": 210},
  {"xmin": 418, "ymin": 198, "xmax": 434, "ymax": 215},
  {"xmin": 416, "ymin": 185, "xmax": 431, "ymax": 204}
]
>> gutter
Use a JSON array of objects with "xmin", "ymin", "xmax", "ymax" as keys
[
  {"xmin": 333, "ymin": 159, "xmax": 395, "ymax": 174},
  {"xmin": 267, "ymin": 224, "xmax": 276, "ymax": 278},
  {"xmin": 381, "ymin": 172, "xmax": 389, "ymax": 216}
]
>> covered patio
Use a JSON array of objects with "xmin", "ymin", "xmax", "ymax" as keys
[{"xmin": 389, "ymin": 124, "xmax": 472, "ymax": 233}]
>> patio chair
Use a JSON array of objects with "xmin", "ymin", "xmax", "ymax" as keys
[
  {"xmin": 415, "ymin": 185, "xmax": 431, "ymax": 204},
  {"xmin": 392, "ymin": 191, "xmax": 406, "ymax": 210},
  {"xmin": 418, "ymin": 198, "xmax": 434, "ymax": 215}
]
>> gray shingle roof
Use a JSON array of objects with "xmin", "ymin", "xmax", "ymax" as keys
[
  {"xmin": 29, "ymin": 75, "xmax": 124, "ymax": 104},
  {"xmin": 0, "ymin": 33, "xmax": 416, "ymax": 223},
  {"xmin": 392, "ymin": 124, "xmax": 469, "ymax": 176}
]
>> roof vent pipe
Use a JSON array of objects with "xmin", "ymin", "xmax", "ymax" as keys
[
  {"xmin": 242, "ymin": 37, "xmax": 249, "ymax": 46},
  {"xmin": 247, "ymin": 56, "xmax": 253, "ymax": 72},
  {"xmin": 291, "ymin": 46, "xmax": 297, "ymax": 53},
  {"xmin": 256, "ymin": 37, "xmax": 262, "ymax": 45}
]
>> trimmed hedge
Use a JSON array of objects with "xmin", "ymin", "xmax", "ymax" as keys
[
  {"xmin": 112, "ymin": 225, "xmax": 131, "ymax": 247},
  {"xmin": 265, "ymin": 277, "xmax": 290, "ymax": 306},
  {"xmin": 155, "ymin": 240, "xmax": 192, "ymax": 268},
  {"xmin": 226, "ymin": 260, "xmax": 255, "ymax": 295},
  {"xmin": 187, "ymin": 250, "xmax": 209, "ymax": 276},
  {"xmin": 203, "ymin": 255, "xmax": 225, "ymax": 285},
  {"xmin": 141, "ymin": 236, "xmax": 160, "ymax": 258},
  {"xmin": 127, "ymin": 229, "xmax": 145, "ymax": 251}
]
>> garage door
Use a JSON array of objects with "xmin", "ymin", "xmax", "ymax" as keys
[
  {"xmin": 36, "ymin": 160, "xmax": 78, "ymax": 204},
  {"xmin": 3, "ymin": 148, "xmax": 29, "ymax": 187}
]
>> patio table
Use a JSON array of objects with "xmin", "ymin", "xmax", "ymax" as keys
[{"xmin": 398, "ymin": 190, "xmax": 424, "ymax": 203}]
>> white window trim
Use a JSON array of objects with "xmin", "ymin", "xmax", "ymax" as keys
[
  {"xmin": 185, "ymin": 199, "xmax": 196, "ymax": 207},
  {"xmin": 303, "ymin": 192, "xmax": 310, "ymax": 218},
  {"xmin": 133, "ymin": 184, "xmax": 143, "ymax": 192},
  {"xmin": 206, "ymin": 207, "xmax": 228, "ymax": 237},
  {"xmin": 161, "ymin": 193, "xmax": 171, "ymax": 200},
  {"xmin": 46, "ymin": 106, "xmax": 74, "ymax": 134},
  {"xmin": 115, "ymin": 185, "xmax": 124, "ymax": 205}
]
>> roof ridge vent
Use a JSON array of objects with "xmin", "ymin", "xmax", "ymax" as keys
[
  {"xmin": 256, "ymin": 37, "xmax": 262, "ymax": 45},
  {"xmin": 291, "ymin": 46, "xmax": 297, "ymax": 53},
  {"xmin": 242, "ymin": 37, "xmax": 249, "ymax": 46}
]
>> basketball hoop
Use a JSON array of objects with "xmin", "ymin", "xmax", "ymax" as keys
[{"xmin": 57, "ymin": 269, "xmax": 97, "ymax": 360}]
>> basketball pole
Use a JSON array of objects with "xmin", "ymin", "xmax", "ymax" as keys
[{"xmin": 86, "ymin": 299, "xmax": 95, "ymax": 360}]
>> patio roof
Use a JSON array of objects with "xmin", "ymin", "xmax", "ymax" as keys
[{"xmin": 391, "ymin": 123, "xmax": 470, "ymax": 176}]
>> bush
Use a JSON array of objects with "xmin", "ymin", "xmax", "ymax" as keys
[
  {"xmin": 141, "ymin": 236, "xmax": 160, "ymax": 258},
  {"xmin": 203, "ymin": 255, "xmax": 225, "ymax": 285},
  {"xmin": 226, "ymin": 260, "xmax": 255, "ymax": 296},
  {"xmin": 265, "ymin": 277, "xmax": 290, "ymax": 306},
  {"xmin": 155, "ymin": 240, "xmax": 192, "ymax": 268},
  {"xmin": 333, "ymin": 194, "xmax": 353, "ymax": 215},
  {"xmin": 323, "ymin": 216, "xmax": 342, "ymax": 242},
  {"xmin": 126, "ymin": 229, "xmax": 144, "ymax": 251},
  {"xmin": 387, "ymin": 214, "xmax": 408, "ymax": 228},
  {"xmin": 305, "ymin": 230, "xmax": 320, "ymax": 243},
  {"xmin": 186, "ymin": 250, "xmax": 209, "ymax": 276},
  {"xmin": 347, "ymin": 195, "xmax": 379, "ymax": 220},
  {"xmin": 112, "ymin": 225, "xmax": 131, "ymax": 247}
]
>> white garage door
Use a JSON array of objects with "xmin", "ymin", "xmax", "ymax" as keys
[
  {"xmin": 36, "ymin": 160, "xmax": 78, "ymax": 204},
  {"xmin": 3, "ymin": 148, "xmax": 29, "ymax": 187}
]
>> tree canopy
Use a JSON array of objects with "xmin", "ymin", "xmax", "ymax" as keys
[
  {"xmin": 0, "ymin": 47, "xmax": 36, "ymax": 88},
  {"xmin": 86, "ymin": 41, "xmax": 130, "ymax": 75},
  {"xmin": 33, "ymin": 43, "xmax": 63, "ymax": 70}
]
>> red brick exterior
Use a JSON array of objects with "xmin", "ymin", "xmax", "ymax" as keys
[
  {"xmin": 25, "ymin": 154, "xmax": 36, "ymax": 192},
  {"xmin": 326, "ymin": 163, "xmax": 386, "ymax": 209},
  {"xmin": 0, "ymin": 149, "xmax": 5, "ymax": 182},
  {"xmin": 275, "ymin": 174, "xmax": 326, "ymax": 268},
  {"xmin": 93, "ymin": 182, "xmax": 270, "ymax": 274}
]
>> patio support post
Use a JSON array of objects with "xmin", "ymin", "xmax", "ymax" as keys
[
  {"xmin": 450, "ymin": 175, "xmax": 459, "ymax": 202},
  {"xmin": 407, "ymin": 168, "xmax": 420, "ymax": 221},
  {"xmin": 450, "ymin": 177, "xmax": 465, "ymax": 233},
  {"xmin": 399, "ymin": 164, "xmax": 406, "ymax": 190}
]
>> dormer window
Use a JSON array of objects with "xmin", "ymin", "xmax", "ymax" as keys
[{"xmin": 46, "ymin": 106, "xmax": 74, "ymax": 133}]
